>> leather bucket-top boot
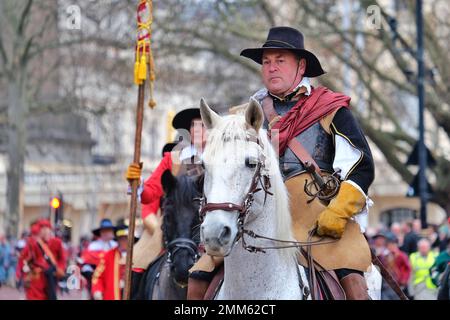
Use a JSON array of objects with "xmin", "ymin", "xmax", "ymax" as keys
[{"xmin": 339, "ymin": 273, "xmax": 370, "ymax": 300}]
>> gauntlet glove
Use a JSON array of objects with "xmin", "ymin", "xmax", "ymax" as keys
[{"xmin": 316, "ymin": 181, "xmax": 366, "ymax": 239}]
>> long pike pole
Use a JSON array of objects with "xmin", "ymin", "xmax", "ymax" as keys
[
  {"xmin": 124, "ymin": 0, "xmax": 155, "ymax": 300},
  {"xmin": 123, "ymin": 83, "xmax": 145, "ymax": 301}
]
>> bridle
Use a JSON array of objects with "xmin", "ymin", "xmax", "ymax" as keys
[
  {"xmin": 164, "ymin": 235, "xmax": 200, "ymax": 289},
  {"xmin": 199, "ymin": 160, "xmax": 269, "ymax": 225},
  {"xmin": 198, "ymin": 133, "xmax": 272, "ymax": 228},
  {"xmin": 198, "ymin": 132, "xmax": 337, "ymax": 254},
  {"xmin": 166, "ymin": 238, "xmax": 199, "ymax": 265}
]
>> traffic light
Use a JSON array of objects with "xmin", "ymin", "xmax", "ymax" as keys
[
  {"xmin": 51, "ymin": 197, "xmax": 60, "ymax": 210},
  {"xmin": 50, "ymin": 193, "xmax": 64, "ymax": 227}
]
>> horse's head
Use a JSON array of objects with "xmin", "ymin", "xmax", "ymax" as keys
[
  {"xmin": 161, "ymin": 170, "xmax": 202, "ymax": 286},
  {"xmin": 199, "ymin": 98, "xmax": 268, "ymax": 257}
]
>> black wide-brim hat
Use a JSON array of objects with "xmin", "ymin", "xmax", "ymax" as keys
[
  {"xmin": 240, "ymin": 26, "xmax": 325, "ymax": 78},
  {"xmin": 172, "ymin": 108, "xmax": 201, "ymax": 132}
]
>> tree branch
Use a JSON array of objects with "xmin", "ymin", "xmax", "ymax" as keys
[{"xmin": 17, "ymin": 0, "xmax": 33, "ymax": 36}]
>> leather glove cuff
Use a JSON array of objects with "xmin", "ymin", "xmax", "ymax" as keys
[{"xmin": 317, "ymin": 181, "xmax": 366, "ymax": 238}]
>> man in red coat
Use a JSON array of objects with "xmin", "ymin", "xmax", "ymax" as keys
[
  {"xmin": 91, "ymin": 226, "xmax": 129, "ymax": 300},
  {"xmin": 386, "ymin": 235, "xmax": 412, "ymax": 290},
  {"xmin": 16, "ymin": 219, "xmax": 66, "ymax": 300},
  {"xmin": 79, "ymin": 219, "xmax": 117, "ymax": 297}
]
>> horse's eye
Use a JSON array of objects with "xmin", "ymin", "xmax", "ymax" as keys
[{"xmin": 245, "ymin": 156, "xmax": 258, "ymax": 169}]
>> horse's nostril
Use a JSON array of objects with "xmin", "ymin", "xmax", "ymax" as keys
[{"xmin": 219, "ymin": 226, "xmax": 232, "ymax": 245}]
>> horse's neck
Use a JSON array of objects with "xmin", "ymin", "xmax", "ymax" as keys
[{"xmin": 220, "ymin": 193, "xmax": 300, "ymax": 299}]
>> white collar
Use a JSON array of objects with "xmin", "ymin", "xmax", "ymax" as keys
[
  {"xmin": 272, "ymin": 77, "xmax": 311, "ymax": 99},
  {"xmin": 252, "ymin": 77, "xmax": 312, "ymax": 101},
  {"xmin": 292, "ymin": 77, "xmax": 311, "ymax": 96},
  {"xmin": 179, "ymin": 145, "xmax": 202, "ymax": 162}
]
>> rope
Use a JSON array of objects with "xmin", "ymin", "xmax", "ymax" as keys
[{"xmin": 134, "ymin": 0, "xmax": 156, "ymax": 108}]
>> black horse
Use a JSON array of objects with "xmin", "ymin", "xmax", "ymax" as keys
[{"xmin": 138, "ymin": 170, "xmax": 202, "ymax": 300}]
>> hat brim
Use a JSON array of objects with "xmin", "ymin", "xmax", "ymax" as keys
[
  {"xmin": 240, "ymin": 47, "xmax": 325, "ymax": 78},
  {"xmin": 172, "ymin": 108, "xmax": 201, "ymax": 131},
  {"xmin": 162, "ymin": 142, "xmax": 178, "ymax": 157},
  {"xmin": 115, "ymin": 231, "xmax": 139, "ymax": 244},
  {"xmin": 92, "ymin": 226, "xmax": 116, "ymax": 237}
]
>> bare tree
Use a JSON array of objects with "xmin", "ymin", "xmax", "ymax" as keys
[
  {"xmin": 0, "ymin": 0, "xmax": 135, "ymax": 236},
  {"xmin": 0, "ymin": 0, "xmax": 64, "ymax": 237}
]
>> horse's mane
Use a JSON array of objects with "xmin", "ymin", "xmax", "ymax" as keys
[
  {"xmin": 169, "ymin": 174, "xmax": 201, "ymax": 206},
  {"xmin": 162, "ymin": 174, "xmax": 201, "ymax": 243},
  {"xmin": 203, "ymin": 114, "xmax": 296, "ymax": 261}
]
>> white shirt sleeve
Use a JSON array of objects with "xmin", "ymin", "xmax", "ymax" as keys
[{"xmin": 333, "ymin": 136, "xmax": 373, "ymax": 233}]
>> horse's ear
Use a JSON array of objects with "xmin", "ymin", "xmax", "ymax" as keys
[
  {"xmin": 200, "ymin": 98, "xmax": 220, "ymax": 129},
  {"xmin": 245, "ymin": 98, "xmax": 264, "ymax": 132},
  {"xmin": 161, "ymin": 169, "xmax": 177, "ymax": 194}
]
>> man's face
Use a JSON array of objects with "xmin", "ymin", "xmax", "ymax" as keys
[
  {"xmin": 39, "ymin": 227, "xmax": 52, "ymax": 242},
  {"xmin": 390, "ymin": 223, "xmax": 401, "ymax": 235},
  {"xmin": 401, "ymin": 222, "xmax": 411, "ymax": 233},
  {"xmin": 118, "ymin": 237, "xmax": 128, "ymax": 251},
  {"xmin": 261, "ymin": 49, "xmax": 305, "ymax": 97},
  {"xmin": 413, "ymin": 219, "xmax": 422, "ymax": 232},
  {"xmin": 387, "ymin": 242, "xmax": 398, "ymax": 252},
  {"xmin": 373, "ymin": 237, "xmax": 386, "ymax": 249},
  {"xmin": 100, "ymin": 228, "xmax": 115, "ymax": 241},
  {"xmin": 190, "ymin": 118, "xmax": 206, "ymax": 148},
  {"xmin": 418, "ymin": 241, "xmax": 430, "ymax": 256}
]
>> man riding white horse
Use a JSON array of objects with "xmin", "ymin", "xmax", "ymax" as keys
[{"xmin": 188, "ymin": 26, "xmax": 375, "ymax": 300}]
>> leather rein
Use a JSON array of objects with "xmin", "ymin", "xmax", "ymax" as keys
[{"xmin": 198, "ymin": 134, "xmax": 337, "ymax": 254}]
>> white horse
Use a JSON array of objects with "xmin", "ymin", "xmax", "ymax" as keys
[{"xmin": 199, "ymin": 98, "xmax": 306, "ymax": 299}]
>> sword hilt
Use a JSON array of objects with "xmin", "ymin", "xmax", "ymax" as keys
[{"xmin": 304, "ymin": 161, "xmax": 326, "ymax": 188}]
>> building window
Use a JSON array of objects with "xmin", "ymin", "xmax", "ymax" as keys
[{"xmin": 380, "ymin": 208, "xmax": 417, "ymax": 227}]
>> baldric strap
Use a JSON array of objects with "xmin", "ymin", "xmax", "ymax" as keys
[
  {"xmin": 261, "ymin": 96, "xmax": 323, "ymax": 176},
  {"xmin": 36, "ymin": 239, "xmax": 58, "ymax": 268}
]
